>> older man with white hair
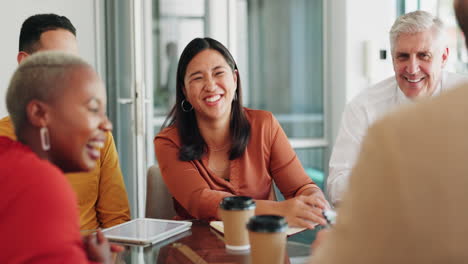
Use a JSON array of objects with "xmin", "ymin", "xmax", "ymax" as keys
[
  {"xmin": 310, "ymin": 1, "xmax": 468, "ymax": 262},
  {"xmin": 327, "ymin": 10, "xmax": 468, "ymax": 205}
]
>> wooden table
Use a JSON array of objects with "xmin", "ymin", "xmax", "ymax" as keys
[{"xmin": 114, "ymin": 221, "xmax": 312, "ymax": 264}]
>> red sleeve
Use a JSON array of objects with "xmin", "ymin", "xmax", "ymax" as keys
[
  {"xmin": 1, "ymin": 163, "xmax": 91, "ymax": 263},
  {"xmin": 267, "ymin": 113, "xmax": 318, "ymax": 199},
  {"xmin": 154, "ymin": 134, "xmax": 232, "ymax": 220}
]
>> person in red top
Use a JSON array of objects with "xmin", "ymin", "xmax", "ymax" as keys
[
  {"xmin": 0, "ymin": 51, "xmax": 120, "ymax": 263},
  {"xmin": 155, "ymin": 37, "xmax": 330, "ymax": 228}
]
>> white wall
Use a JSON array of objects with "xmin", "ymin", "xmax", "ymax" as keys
[
  {"xmin": 0, "ymin": 0, "xmax": 101, "ymax": 117},
  {"xmin": 207, "ymin": 0, "xmax": 229, "ymax": 47},
  {"xmin": 345, "ymin": 0, "xmax": 396, "ymax": 101},
  {"xmin": 326, "ymin": 0, "xmax": 396, "ymax": 145}
]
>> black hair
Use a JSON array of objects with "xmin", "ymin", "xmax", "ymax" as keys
[
  {"xmin": 19, "ymin": 13, "xmax": 76, "ymax": 53},
  {"xmin": 162, "ymin": 37, "xmax": 251, "ymax": 161},
  {"xmin": 455, "ymin": 0, "xmax": 468, "ymax": 48}
]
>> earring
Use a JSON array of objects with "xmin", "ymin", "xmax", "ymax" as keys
[
  {"xmin": 40, "ymin": 127, "xmax": 50, "ymax": 151},
  {"xmin": 181, "ymin": 99, "xmax": 193, "ymax": 112}
]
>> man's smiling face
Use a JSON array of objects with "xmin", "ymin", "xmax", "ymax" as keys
[{"xmin": 392, "ymin": 29, "xmax": 448, "ymax": 99}]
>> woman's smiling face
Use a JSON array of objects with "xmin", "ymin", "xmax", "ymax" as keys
[
  {"xmin": 183, "ymin": 49, "xmax": 237, "ymax": 123},
  {"xmin": 45, "ymin": 66, "xmax": 112, "ymax": 172}
]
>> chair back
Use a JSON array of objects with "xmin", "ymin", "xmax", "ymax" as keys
[{"xmin": 145, "ymin": 165, "xmax": 176, "ymax": 219}]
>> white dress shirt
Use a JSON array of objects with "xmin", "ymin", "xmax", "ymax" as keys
[{"xmin": 327, "ymin": 71, "xmax": 468, "ymax": 205}]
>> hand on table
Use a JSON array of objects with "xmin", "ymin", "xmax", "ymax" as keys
[
  {"xmin": 83, "ymin": 229, "xmax": 124, "ymax": 264},
  {"xmin": 278, "ymin": 193, "xmax": 329, "ymax": 229},
  {"xmin": 305, "ymin": 189, "xmax": 331, "ymax": 210}
]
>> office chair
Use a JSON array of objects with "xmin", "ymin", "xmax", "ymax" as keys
[{"xmin": 145, "ymin": 165, "xmax": 177, "ymax": 219}]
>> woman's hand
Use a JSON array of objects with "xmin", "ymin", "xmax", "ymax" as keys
[
  {"xmin": 278, "ymin": 189, "xmax": 331, "ymax": 229},
  {"xmin": 83, "ymin": 230, "xmax": 123, "ymax": 264},
  {"xmin": 306, "ymin": 189, "xmax": 331, "ymax": 211}
]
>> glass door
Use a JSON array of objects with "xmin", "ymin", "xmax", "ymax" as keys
[
  {"xmin": 247, "ymin": 0, "xmax": 327, "ymax": 189},
  {"xmin": 105, "ymin": 0, "xmax": 154, "ymax": 218},
  {"xmin": 151, "ymin": 0, "xmax": 207, "ymax": 157}
]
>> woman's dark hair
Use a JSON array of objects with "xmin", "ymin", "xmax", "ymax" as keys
[{"xmin": 162, "ymin": 37, "xmax": 250, "ymax": 161}]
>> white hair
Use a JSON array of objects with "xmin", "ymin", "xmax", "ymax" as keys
[
  {"xmin": 390, "ymin": 10, "xmax": 446, "ymax": 53},
  {"xmin": 6, "ymin": 50, "xmax": 93, "ymax": 133}
]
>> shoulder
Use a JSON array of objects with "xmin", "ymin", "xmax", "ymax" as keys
[
  {"xmin": 0, "ymin": 138, "xmax": 47, "ymax": 169},
  {"xmin": 103, "ymin": 130, "xmax": 116, "ymax": 146},
  {"xmin": 98, "ymin": 130, "xmax": 123, "ymax": 172},
  {"xmin": 0, "ymin": 116, "xmax": 12, "ymax": 126},
  {"xmin": 243, "ymin": 108, "xmax": 281, "ymax": 144},
  {"xmin": 357, "ymin": 84, "xmax": 468, "ymax": 207},
  {"xmin": 348, "ymin": 76, "xmax": 397, "ymax": 108},
  {"xmin": 370, "ymin": 83, "xmax": 468, "ymax": 144},
  {"xmin": 0, "ymin": 140, "xmax": 70, "ymax": 197},
  {"xmin": 0, "ymin": 116, "xmax": 16, "ymax": 140},
  {"xmin": 443, "ymin": 71, "xmax": 468, "ymax": 90},
  {"xmin": 244, "ymin": 107, "xmax": 275, "ymax": 126},
  {"xmin": 154, "ymin": 125, "xmax": 181, "ymax": 147},
  {"xmin": 343, "ymin": 76, "xmax": 398, "ymax": 121},
  {"xmin": 101, "ymin": 130, "xmax": 118, "ymax": 158},
  {"xmin": 0, "ymin": 140, "xmax": 83, "ymax": 262},
  {"xmin": 19, "ymin": 151, "xmax": 65, "ymax": 188}
]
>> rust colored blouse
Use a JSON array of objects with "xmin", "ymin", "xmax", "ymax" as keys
[{"xmin": 154, "ymin": 108, "xmax": 318, "ymax": 220}]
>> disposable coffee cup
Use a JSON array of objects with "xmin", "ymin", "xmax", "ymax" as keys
[
  {"xmin": 247, "ymin": 215, "xmax": 288, "ymax": 264},
  {"xmin": 219, "ymin": 196, "xmax": 256, "ymax": 251}
]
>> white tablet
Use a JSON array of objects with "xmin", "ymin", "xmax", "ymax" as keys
[{"xmin": 102, "ymin": 218, "xmax": 192, "ymax": 245}]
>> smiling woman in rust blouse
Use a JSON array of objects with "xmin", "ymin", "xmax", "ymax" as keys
[{"xmin": 154, "ymin": 37, "xmax": 329, "ymax": 228}]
